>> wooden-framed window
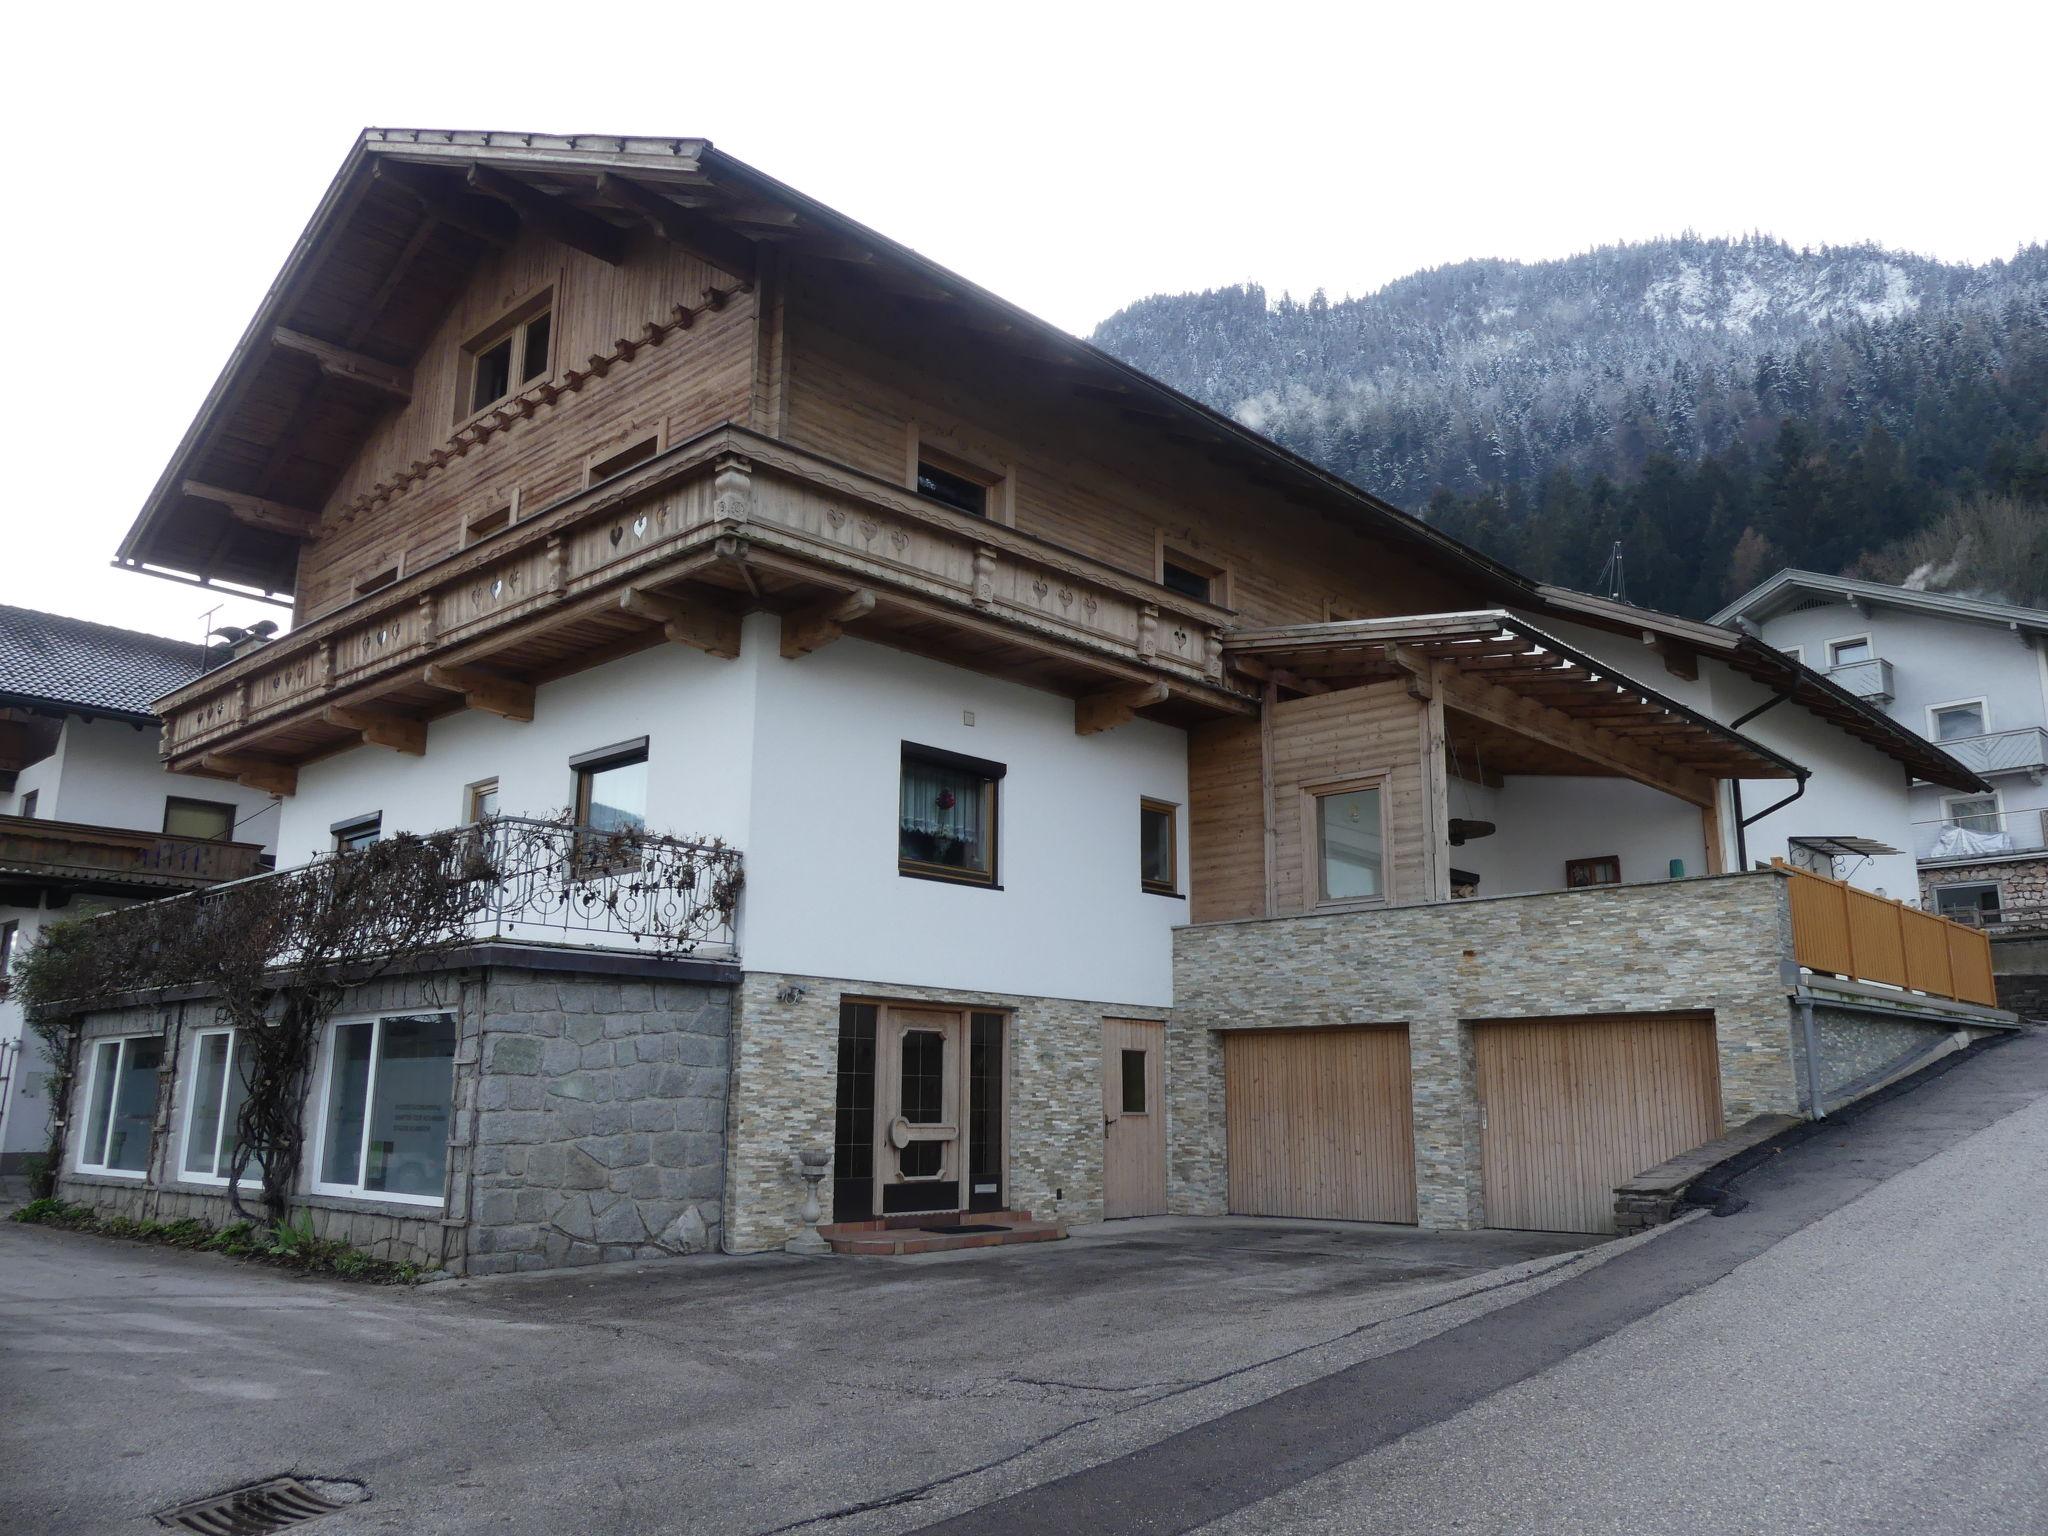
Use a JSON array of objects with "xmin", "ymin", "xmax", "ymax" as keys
[
  {"xmin": 311, "ymin": 1012, "xmax": 458, "ymax": 1206},
  {"xmin": 458, "ymin": 291, "xmax": 553, "ymax": 423},
  {"xmin": 584, "ymin": 431, "xmax": 661, "ymax": 488},
  {"xmin": 163, "ymin": 796, "xmax": 236, "ymax": 842},
  {"xmin": 75, "ymin": 1034, "xmax": 164, "ymax": 1177},
  {"xmin": 1158, "ymin": 538, "xmax": 1229, "ymax": 607},
  {"xmin": 899, "ymin": 743, "xmax": 1003, "ymax": 887},
  {"xmin": 1928, "ymin": 698, "xmax": 1989, "ymax": 743},
  {"xmin": 572, "ymin": 740, "xmax": 648, "ymax": 835},
  {"xmin": 180, "ymin": 1027, "xmax": 262, "ymax": 1185},
  {"xmin": 914, "ymin": 449, "xmax": 999, "ymax": 519},
  {"xmin": 1826, "ymin": 634, "xmax": 1873, "ymax": 668},
  {"xmin": 1119, "ymin": 1048, "xmax": 1149, "ymax": 1114},
  {"xmin": 1565, "ymin": 855, "xmax": 1623, "ymax": 888},
  {"xmin": 332, "ymin": 813, "xmax": 381, "ymax": 853},
  {"xmin": 1140, "ymin": 798, "xmax": 1179, "ymax": 895},
  {"xmin": 1305, "ymin": 775, "xmax": 1387, "ymax": 906},
  {"xmin": 464, "ymin": 778, "xmax": 500, "ymax": 824}
]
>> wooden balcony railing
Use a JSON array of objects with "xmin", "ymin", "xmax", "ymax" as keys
[
  {"xmin": 153, "ymin": 425, "xmax": 1250, "ymax": 777},
  {"xmin": 0, "ymin": 815, "xmax": 267, "ymax": 892},
  {"xmin": 1775, "ymin": 858, "xmax": 1997, "ymax": 1007}
]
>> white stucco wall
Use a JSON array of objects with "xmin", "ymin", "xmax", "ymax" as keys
[
  {"xmin": 1446, "ymin": 775, "xmax": 1707, "ymax": 897},
  {"xmin": 277, "ymin": 613, "xmax": 1189, "ymax": 1006},
  {"xmin": 9, "ymin": 716, "xmax": 280, "ymax": 850}
]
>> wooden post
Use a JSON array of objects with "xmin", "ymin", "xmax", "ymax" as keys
[
  {"xmin": 1260, "ymin": 679, "xmax": 1279, "ymax": 918},
  {"xmin": 1420, "ymin": 664, "xmax": 1452, "ymax": 902}
]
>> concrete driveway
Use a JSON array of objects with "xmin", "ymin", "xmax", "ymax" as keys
[{"xmin": 0, "ymin": 1212, "xmax": 1595, "ymax": 1535}]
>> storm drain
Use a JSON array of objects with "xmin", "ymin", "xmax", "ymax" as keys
[{"xmin": 154, "ymin": 1476, "xmax": 362, "ymax": 1534}]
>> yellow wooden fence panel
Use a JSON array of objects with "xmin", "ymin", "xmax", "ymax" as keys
[{"xmin": 1774, "ymin": 859, "xmax": 1996, "ymax": 1008}]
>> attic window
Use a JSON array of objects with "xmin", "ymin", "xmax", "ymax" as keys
[
  {"xmin": 587, "ymin": 435, "xmax": 659, "ymax": 487},
  {"xmin": 460, "ymin": 293, "xmax": 553, "ymax": 422},
  {"xmin": 1160, "ymin": 547, "xmax": 1226, "ymax": 606},
  {"xmin": 916, "ymin": 456, "xmax": 992, "ymax": 518},
  {"xmin": 355, "ymin": 564, "xmax": 400, "ymax": 597}
]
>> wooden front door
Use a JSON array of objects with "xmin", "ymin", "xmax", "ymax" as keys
[
  {"xmin": 1223, "ymin": 1025, "xmax": 1417, "ymax": 1223},
  {"xmin": 1473, "ymin": 1013, "xmax": 1724, "ymax": 1234},
  {"xmin": 1102, "ymin": 1019, "xmax": 1167, "ymax": 1218},
  {"xmin": 875, "ymin": 1006, "xmax": 970, "ymax": 1216}
]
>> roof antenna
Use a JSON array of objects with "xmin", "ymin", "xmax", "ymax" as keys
[
  {"xmin": 197, "ymin": 600, "xmax": 224, "ymax": 675},
  {"xmin": 1596, "ymin": 540, "xmax": 1628, "ymax": 604}
]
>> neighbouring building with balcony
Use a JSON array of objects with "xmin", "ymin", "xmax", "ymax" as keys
[
  {"xmin": 30, "ymin": 129, "xmax": 2013, "ymax": 1274},
  {"xmin": 1, "ymin": 608, "xmax": 280, "ymax": 1172},
  {"xmin": 1714, "ymin": 572, "xmax": 2048, "ymax": 925}
]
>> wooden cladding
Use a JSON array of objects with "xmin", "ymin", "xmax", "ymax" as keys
[
  {"xmin": 1223, "ymin": 1026, "xmax": 1417, "ymax": 1224},
  {"xmin": 156, "ymin": 428, "xmax": 1245, "ymax": 771},
  {"xmin": 1474, "ymin": 1014, "xmax": 1723, "ymax": 1235},
  {"xmin": 1777, "ymin": 858, "xmax": 1997, "ymax": 1007},
  {"xmin": 0, "ymin": 814, "xmax": 267, "ymax": 891},
  {"xmin": 1269, "ymin": 683, "xmax": 1431, "ymax": 914}
]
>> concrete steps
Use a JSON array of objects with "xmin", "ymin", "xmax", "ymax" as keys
[{"xmin": 817, "ymin": 1209, "xmax": 1066, "ymax": 1256}]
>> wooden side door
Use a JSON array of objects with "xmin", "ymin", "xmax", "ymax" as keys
[
  {"xmin": 1474, "ymin": 1013, "xmax": 1724, "ymax": 1234},
  {"xmin": 1102, "ymin": 1018, "xmax": 1167, "ymax": 1218},
  {"xmin": 1223, "ymin": 1025, "xmax": 1417, "ymax": 1223},
  {"xmin": 875, "ymin": 1006, "xmax": 969, "ymax": 1216}
]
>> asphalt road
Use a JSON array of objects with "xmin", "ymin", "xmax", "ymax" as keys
[{"xmin": 4, "ymin": 1029, "xmax": 2045, "ymax": 1536}]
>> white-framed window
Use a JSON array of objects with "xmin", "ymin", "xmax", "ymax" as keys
[
  {"xmin": 75, "ymin": 1035, "xmax": 164, "ymax": 1177},
  {"xmin": 1928, "ymin": 698, "xmax": 1989, "ymax": 743},
  {"xmin": 1304, "ymin": 775, "xmax": 1389, "ymax": 906},
  {"xmin": 180, "ymin": 1028, "xmax": 263, "ymax": 1185},
  {"xmin": 311, "ymin": 1012, "xmax": 458, "ymax": 1206},
  {"xmin": 1827, "ymin": 635, "xmax": 1873, "ymax": 667},
  {"xmin": 1945, "ymin": 792, "xmax": 2001, "ymax": 832},
  {"xmin": 1779, "ymin": 645, "xmax": 1804, "ymax": 664}
]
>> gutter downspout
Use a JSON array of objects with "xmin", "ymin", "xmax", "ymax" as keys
[{"xmin": 1728, "ymin": 688, "xmax": 1801, "ymax": 870}]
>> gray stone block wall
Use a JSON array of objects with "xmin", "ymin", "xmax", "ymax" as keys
[
  {"xmin": 1793, "ymin": 1006, "xmax": 1972, "ymax": 1108},
  {"xmin": 1170, "ymin": 871, "xmax": 1802, "ymax": 1230},
  {"xmin": 724, "ymin": 972, "xmax": 1166, "ymax": 1253}
]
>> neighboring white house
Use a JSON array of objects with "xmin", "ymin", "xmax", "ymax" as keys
[
  {"xmin": 1, "ymin": 608, "xmax": 282, "ymax": 1172},
  {"xmin": 1714, "ymin": 571, "xmax": 2048, "ymax": 920}
]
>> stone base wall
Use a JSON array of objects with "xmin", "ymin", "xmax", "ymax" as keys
[
  {"xmin": 1170, "ymin": 871, "xmax": 1801, "ymax": 1231},
  {"xmin": 725, "ymin": 971, "xmax": 1166, "ymax": 1253},
  {"xmin": 1921, "ymin": 858, "xmax": 2048, "ymax": 915},
  {"xmin": 1793, "ymin": 1006, "xmax": 1993, "ymax": 1110},
  {"xmin": 47, "ymin": 958, "xmax": 735, "ymax": 1277}
]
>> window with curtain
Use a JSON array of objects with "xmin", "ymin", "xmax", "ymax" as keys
[
  {"xmin": 899, "ymin": 744, "xmax": 1002, "ymax": 885},
  {"xmin": 163, "ymin": 797, "xmax": 236, "ymax": 841}
]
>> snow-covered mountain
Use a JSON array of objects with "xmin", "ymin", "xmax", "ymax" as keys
[{"xmin": 1090, "ymin": 235, "xmax": 2048, "ymax": 509}]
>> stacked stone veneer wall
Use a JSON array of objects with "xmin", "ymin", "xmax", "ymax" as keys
[
  {"xmin": 51, "ymin": 961, "xmax": 734, "ymax": 1276},
  {"xmin": 1921, "ymin": 858, "xmax": 2048, "ymax": 916},
  {"xmin": 1170, "ymin": 870, "xmax": 1802, "ymax": 1230},
  {"xmin": 724, "ymin": 971, "xmax": 1166, "ymax": 1253}
]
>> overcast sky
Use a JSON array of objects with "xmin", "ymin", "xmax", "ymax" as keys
[{"xmin": 3, "ymin": 0, "xmax": 2041, "ymax": 643}]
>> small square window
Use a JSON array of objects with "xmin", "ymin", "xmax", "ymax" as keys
[
  {"xmin": 465, "ymin": 778, "xmax": 500, "ymax": 824},
  {"xmin": 1160, "ymin": 546, "xmax": 1227, "ymax": 606},
  {"xmin": 1566, "ymin": 855, "xmax": 1623, "ymax": 887},
  {"xmin": 573, "ymin": 743, "xmax": 648, "ymax": 835},
  {"xmin": 1120, "ymin": 1048, "xmax": 1148, "ymax": 1115},
  {"xmin": 460, "ymin": 296, "xmax": 553, "ymax": 422},
  {"xmin": 333, "ymin": 813, "xmax": 382, "ymax": 853},
  {"xmin": 1947, "ymin": 795, "xmax": 2000, "ymax": 832},
  {"xmin": 1314, "ymin": 784, "xmax": 1384, "ymax": 903},
  {"xmin": 915, "ymin": 457, "xmax": 991, "ymax": 518},
  {"xmin": 163, "ymin": 797, "xmax": 235, "ymax": 842},
  {"xmin": 900, "ymin": 743, "xmax": 1003, "ymax": 886},
  {"xmin": 1934, "ymin": 884, "xmax": 2001, "ymax": 923},
  {"xmin": 20, "ymin": 790, "xmax": 40, "ymax": 819},
  {"xmin": 1140, "ymin": 799, "xmax": 1178, "ymax": 894},
  {"xmin": 1931, "ymin": 703, "xmax": 1986, "ymax": 742},
  {"xmin": 1828, "ymin": 637, "xmax": 1873, "ymax": 667},
  {"xmin": 76, "ymin": 1035, "xmax": 164, "ymax": 1176}
]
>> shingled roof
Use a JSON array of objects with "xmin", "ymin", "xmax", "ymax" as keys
[{"xmin": 0, "ymin": 606, "xmax": 211, "ymax": 721}]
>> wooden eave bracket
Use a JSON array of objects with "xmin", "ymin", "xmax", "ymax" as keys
[
  {"xmin": 467, "ymin": 162, "xmax": 626, "ymax": 265},
  {"xmin": 780, "ymin": 589, "xmax": 878, "ymax": 659},
  {"xmin": 421, "ymin": 663, "xmax": 535, "ymax": 722},
  {"xmin": 271, "ymin": 327, "xmax": 412, "ymax": 402},
  {"xmin": 619, "ymin": 587, "xmax": 743, "ymax": 659},
  {"xmin": 1392, "ymin": 644, "xmax": 1436, "ymax": 702},
  {"xmin": 1076, "ymin": 681, "xmax": 1170, "ymax": 736},
  {"xmin": 183, "ymin": 480, "xmax": 321, "ymax": 540},
  {"xmin": 320, "ymin": 705, "xmax": 427, "ymax": 756},
  {"xmin": 197, "ymin": 753, "xmax": 297, "ymax": 797},
  {"xmin": 370, "ymin": 159, "xmax": 516, "ymax": 247},
  {"xmin": 594, "ymin": 172, "xmax": 757, "ymax": 280}
]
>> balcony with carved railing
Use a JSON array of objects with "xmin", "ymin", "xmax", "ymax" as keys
[
  {"xmin": 153, "ymin": 426, "xmax": 1255, "ymax": 786},
  {"xmin": 0, "ymin": 814, "xmax": 267, "ymax": 900},
  {"xmin": 1827, "ymin": 656, "xmax": 1895, "ymax": 704}
]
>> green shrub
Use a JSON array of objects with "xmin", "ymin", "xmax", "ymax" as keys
[{"xmin": 7, "ymin": 1200, "xmax": 419, "ymax": 1283}]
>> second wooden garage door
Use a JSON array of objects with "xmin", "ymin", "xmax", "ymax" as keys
[
  {"xmin": 1473, "ymin": 1014, "xmax": 1724, "ymax": 1235},
  {"xmin": 1224, "ymin": 1026, "xmax": 1416, "ymax": 1223}
]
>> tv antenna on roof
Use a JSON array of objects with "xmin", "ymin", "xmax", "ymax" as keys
[{"xmin": 1596, "ymin": 540, "xmax": 1628, "ymax": 603}]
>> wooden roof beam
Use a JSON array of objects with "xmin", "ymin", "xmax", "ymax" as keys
[
  {"xmin": 321, "ymin": 705, "xmax": 426, "ymax": 755},
  {"xmin": 198, "ymin": 753, "xmax": 297, "ymax": 797},
  {"xmin": 594, "ymin": 173, "xmax": 755, "ymax": 279},
  {"xmin": 618, "ymin": 587, "xmax": 742, "ymax": 659},
  {"xmin": 1442, "ymin": 673, "xmax": 1720, "ymax": 807},
  {"xmin": 466, "ymin": 163, "xmax": 626, "ymax": 265},
  {"xmin": 1076, "ymin": 681, "xmax": 1170, "ymax": 736},
  {"xmin": 271, "ymin": 328, "xmax": 412, "ymax": 402},
  {"xmin": 182, "ymin": 481, "xmax": 321, "ymax": 539},
  {"xmin": 369, "ymin": 160, "xmax": 516, "ymax": 247},
  {"xmin": 780, "ymin": 588, "xmax": 878, "ymax": 659},
  {"xmin": 421, "ymin": 663, "xmax": 534, "ymax": 722}
]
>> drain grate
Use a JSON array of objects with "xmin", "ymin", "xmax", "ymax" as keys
[
  {"xmin": 919, "ymin": 1222, "xmax": 1012, "ymax": 1235},
  {"xmin": 155, "ymin": 1476, "xmax": 359, "ymax": 1534}
]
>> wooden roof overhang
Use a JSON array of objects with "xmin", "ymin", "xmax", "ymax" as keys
[
  {"xmin": 1227, "ymin": 611, "xmax": 1806, "ymax": 808},
  {"xmin": 149, "ymin": 425, "xmax": 1253, "ymax": 787},
  {"xmin": 114, "ymin": 127, "xmax": 1537, "ymax": 613}
]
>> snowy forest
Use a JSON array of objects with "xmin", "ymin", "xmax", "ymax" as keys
[{"xmin": 1091, "ymin": 236, "xmax": 2048, "ymax": 616}]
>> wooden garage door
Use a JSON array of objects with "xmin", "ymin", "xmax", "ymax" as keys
[
  {"xmin": 1474, "ymin": 1014, "xmax": 1724, "ymax": 1235},
  {"xmin": 1224, "ymin": 1026, "xmax": 1416, "ymax": 1223}
]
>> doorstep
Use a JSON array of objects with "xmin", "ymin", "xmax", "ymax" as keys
[{"xmin": 818, "ymin": 1209, "xmax": 1067, "ymax": 1256}]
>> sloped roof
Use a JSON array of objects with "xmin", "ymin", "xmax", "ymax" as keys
[
  {"xmin": 1710, "ymin": 569, "xmax": 2048, "ymax": 634},
  {"xmin": 0, "ymin": 606, "xmax": 208, "ymax": 721}
]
